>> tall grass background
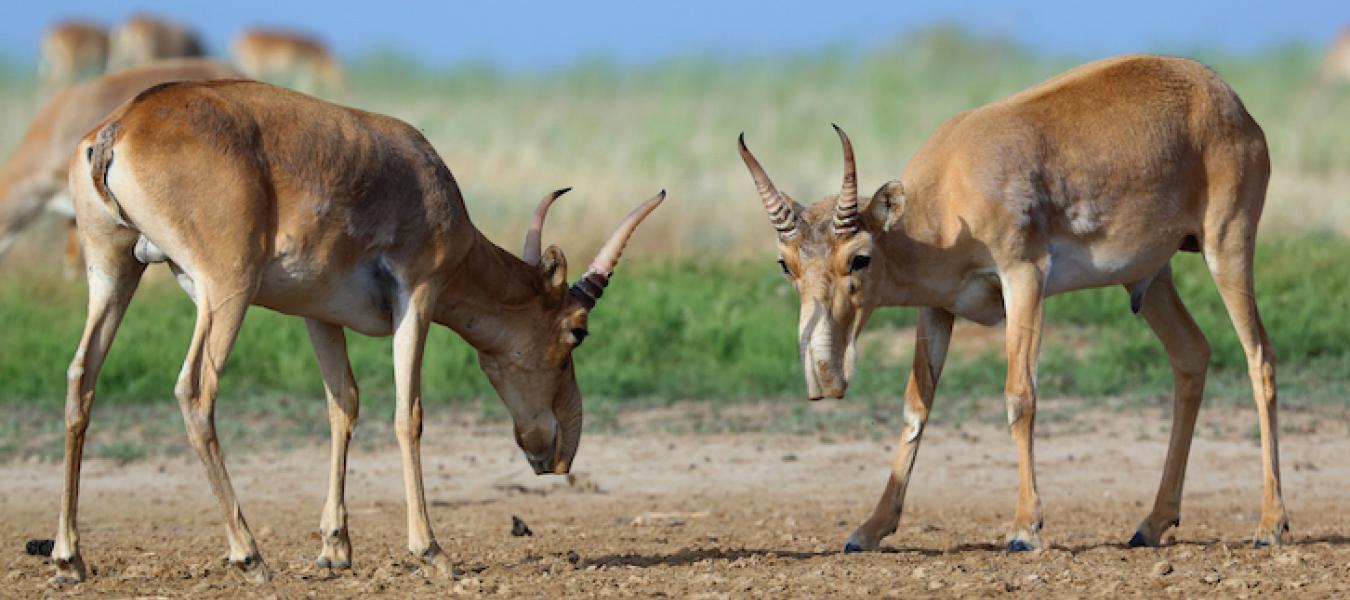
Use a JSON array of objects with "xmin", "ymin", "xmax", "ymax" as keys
[{"xmin": 0, "ymin": 27, "xmax": 1346, "ymax": 449}]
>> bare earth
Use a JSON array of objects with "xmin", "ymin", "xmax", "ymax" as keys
[{"xmin": 2, "ymin": 403, "xmax": 1347, "ymax": 598}]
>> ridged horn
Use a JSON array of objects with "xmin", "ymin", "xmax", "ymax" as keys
[
  {"xmin": 832, "ymin": 124, "xmax": 860, "ymax": 237},
  {"xmin": 738, "ymin": 133, "xmax": 800, "ymax": 240},
  {"xmin": 522, "ymin": 187, "xmax": 572, "ymax": 266},
  {"xmin": 569, "ymin": 190, "xmax": 667, "ymax": 310}
]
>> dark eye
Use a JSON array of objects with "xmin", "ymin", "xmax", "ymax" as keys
[
  {"xmin": 850, "ymin": 255, "xmax": 872, "ymax": 272},
  {"xmin": 777, "ymin": 258, "xmax": 791, "ymax": 276},
  {"xmin": 570, "ymin": 327, "xmax": 589, "ymax": 348}
]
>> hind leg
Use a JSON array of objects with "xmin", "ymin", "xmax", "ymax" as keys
[
  {"xmin": 1204, "ymin": 233, "xmax": 1286, "ymax": 546},
  {"xmin": 52, "ymin": 217, "xmax": 145, "ymax": 583},
  {"xmin": 63, "ymin": 220, "xmax": 83, "ymax": 280},
  {"xmin": 175, "ymin": 278, "xmax": 271, "ymax": 581},
  {"xmin": 305, "ymin": 319, "xmax": 359, "ymax": 570},
  {"xmin": 1127, "ymin": 266, "xmax": 1211, "ymax": 547}
]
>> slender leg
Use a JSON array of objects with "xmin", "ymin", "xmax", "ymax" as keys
[
  {"xmin": 391, "ymin": 283, "xmax": 452, "ymax": 573},
  {"xmin": 63, "ymin": 220, "xmax": 83, "ymax": 280},
  {"xmin": 1000, "ymin": 261, "xmax": 1047, "ymax": 552},
  {"xmin": 1204, "ymin": 239, "xmax": 1287, "ymax": 546},
  {"xmin": 175, "ymin": 284, "xmax": 271, "ymax": 582},
  {"xmin": 845, "ymin": 308, "xmax": 954, "ymax": 552},
  {"xmin": 1128, "ymin": 266, "xmax": 1211, "ymax": 547},
  {"xmin": 52, "ymin": 227, "xmax": 145, "ymax": 583},
  {"xmin": 305, "ymin": 319, "xmax": 359, "ymax": 569}
]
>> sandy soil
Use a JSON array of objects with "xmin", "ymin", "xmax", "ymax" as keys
[{"xmin": 2, "ymin": 403, "xmax": 1348, "ymax": 598}]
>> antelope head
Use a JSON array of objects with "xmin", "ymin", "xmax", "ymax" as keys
[
  {"xmin": 481, "ymin": 188, "xmax": 666, "ymax": 474},
  {"xmin": 739, "ymin": 126, "xmax": 905, "ymax": 400}
]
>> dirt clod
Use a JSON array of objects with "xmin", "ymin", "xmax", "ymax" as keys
[
  {"xmin": 511, "ymin": 515, "xmax": 533, "ymax": 537},
  {"xmin": 23, "ymin": 538, "xmax": 53, "ymax": 556},
  {"xmin": 1151, "ymin": 561, "xmax": 1174, "ymax": 577}
]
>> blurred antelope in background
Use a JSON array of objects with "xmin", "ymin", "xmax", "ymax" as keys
[
  {"xmin": 106, "ymin": 14, "xmax": 205, "ymax": 71},
  {"xmin": 740, "ymin": 55, "xmax": 1285, "ymax": 553},
  {"xmin": 53, "ymin": 79, "xmax": 665, "ymax": 583},
  {"xmin": 0, "ymin": 58, "xmax": 241, "ymax": 271},
  {"xmin": 38, "ymin": 21, "xmax": 108, "ymax": 91},
  {"xmin": 233, "ymin": 28, "xmax": 344, "ymax": 94},
  {"xmin": 1320, "ymin": 26, "xmax": 1350, "ymax": 86}
]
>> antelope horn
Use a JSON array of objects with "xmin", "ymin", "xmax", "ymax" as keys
[
  {"xmin": 522, "ymin": 187, "xmax": 572, "ymax": 266},
  {"xmin": 569, "ymin": 190, "xmax": 667, "ymax": 310},
  {"xmin": 738, "ymin": 133, "xmax": 800, "ymax": 241},
  {"xmin": 832, "ymin": 124, "xmax": 860, "ymax": 237}
]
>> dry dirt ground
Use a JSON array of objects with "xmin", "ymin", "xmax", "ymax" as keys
[{"xmin": 1, "ymin": 403, "xmax": 1348, "ymax": 598}]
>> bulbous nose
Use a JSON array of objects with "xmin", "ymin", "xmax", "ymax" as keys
[
  {"xmin": 521, "ymin": 423, "xmax": 568, "ymax": 475},
  {"xmin": 805, "ymin": 358, "xmax": 848, "ymax": 401}
]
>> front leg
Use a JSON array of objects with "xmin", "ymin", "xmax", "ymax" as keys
[
  {"xmin": 1001, "ymin": 262, "xmax": 1047, "ymax": 552},
  {"xmin": 391, "ymin": 284, "xmax": 453, "ymax": 574},
  {"xmin": 845, "ymin": 307, "xmax": 954, "ymax": 552}
]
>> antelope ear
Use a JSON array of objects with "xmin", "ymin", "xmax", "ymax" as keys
[
  {"xmin": 865, "ymin": 180, "xmax": 906, "ymax": 232},
  {"xmin": 540, "ymin": 245, "xmax": 568, "ymax": 291}
]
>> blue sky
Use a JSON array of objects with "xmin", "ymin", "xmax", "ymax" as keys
[{"xmin": 5, "ymin": 1, "xmax": 1348, "ymax": 69}]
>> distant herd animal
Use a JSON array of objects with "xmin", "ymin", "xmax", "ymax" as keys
[
  {"xmin": 36, "ymin": 15, "xmax": 342, "ymax": 93},
  {"xmin": 2, "ymin": 13, "xmax": 1342, "ymax": 587}
]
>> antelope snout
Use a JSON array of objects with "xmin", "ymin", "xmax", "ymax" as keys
[
  {"xmin": 805, "ymin": 358, "xmax": 848, "ymax": 401},
  {"xmin": 520, "ymin": 423, "xmax": 568, "ymax": 475}
]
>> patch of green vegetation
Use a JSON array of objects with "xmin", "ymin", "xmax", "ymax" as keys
[{"xmin": 0, "ymin": 238, "xmax": 1345, "ymax": 423}]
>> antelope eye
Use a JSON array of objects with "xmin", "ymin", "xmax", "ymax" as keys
[
  {"xmin": 850, "ymin": 255, "xmax": 872, "ymax": 272},
  {"xmin": 777, "ymin": 258, "xmax": 791, "ymax": 276},
  {"xmin": 569, "ymin": 327, "xmax": 589, "ymax": 348}
]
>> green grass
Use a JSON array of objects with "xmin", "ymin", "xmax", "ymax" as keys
[{"xmin": 1, "ymin": 238, "xmax": 1346, "ymax": 419}]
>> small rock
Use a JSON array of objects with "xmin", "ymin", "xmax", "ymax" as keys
[
  {"xmin": 1024, "ymin": 574, "xmax": 1042, "ymax": 583},
  {"xmin": 1202, "ymin": 572, "xmax": 1221, "ymax": 585},
  {"xmin": 24, "ymin": 539, "xmax": 54, "ymax": 557},
  {"xmin": 567, "ymin": 551, "xmax": 581, "ymax": 565},
  {"xmin": 118, "ymin": 563, "xmax": 152, "ymax": 580},
  {"xmin": 511, "ymin": 516, "xmax": 533, "ymax": 537},
  {"xmin": 1221, "ymin": 578, "xmax": 1249, "ymax": 590},
  {"xmin": 630, "ymin": 512, "xmax": 707, "ymax": 527},
  {"xmin": 781, "ymin": 453, "xmax": 798, "ymax": 462},
  {"xmin": 910, "ymin": 566, "xmax": 928, "ymax": 579},
  {"xmin": 1275, "ymin": 552, "xmax": 1301, "ymax": 566},
  {"xmin": 1151, "ymin": 561, "xmax": 1174, "ymax": 577}
]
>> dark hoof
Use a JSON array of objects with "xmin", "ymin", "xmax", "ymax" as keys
[
  {"xmin": 1005, "ymin": 539, "xmax": 1034, "ymax": 553},
  {"xmin": 843, "ymin": 541, "xmax": 865, "ymax": 554},
  {"xmin": 1252, "ymin": 538, "xmax": 1273, "ymax": 549},
  {"xmin": 1128, "ymin": 530, "xmax": 1152, "ymax": 548}
]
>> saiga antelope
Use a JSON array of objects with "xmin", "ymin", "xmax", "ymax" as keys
[
  {"xmin": 1320, "ymin": 27, "xmax": 1350, "ymax": 86},
  {"xmin": 106, "ymin": 14, "xmax": 206, "ymax": 71},
  {"xmin": 0, "ymin": 59, "xmax": 241, "ymax": 271},
  {"xmin": 740, "ymin": 55, "xmax": 1285, "ymax": 552},
  {"xmin": 232, "ymin": 28, "xmax": 345, "ymax": 94},
  {"xmin": 54, "ymin": 79, "xmax": 665, "ymax": 583},
  {"xmin": 38, "ymin": 21, "xmax": 108, "ymax": 91}
]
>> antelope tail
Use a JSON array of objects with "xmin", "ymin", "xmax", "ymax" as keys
[{"xmin": 88, "ymin": 121, "xmax": 130, "ymax": 224}]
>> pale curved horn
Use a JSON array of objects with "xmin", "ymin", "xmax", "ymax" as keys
[
  {"xmin": 738, "ymin": 133, "xmax": 799, "ymax": 240},
  {"xmin": 569, "ymin": 190, "xmax": 667, "ymax": 310},
  {"xmin": 832, "ymin": 123, "xmax": 860, "ymax": 237},
  {"xmin": 522, "ymin": 187, "xmax": 571, "ymax": 266}
]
